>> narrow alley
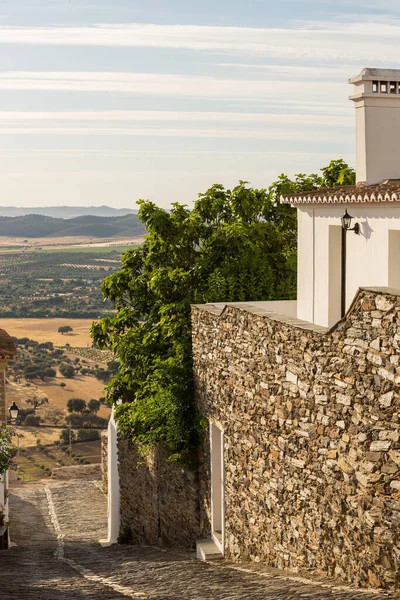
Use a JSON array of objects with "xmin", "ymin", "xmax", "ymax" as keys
[{"xmin": 1, "ymin": 479, "xmax": 398, "ymax": 600}]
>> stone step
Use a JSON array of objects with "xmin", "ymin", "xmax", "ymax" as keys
[{"xmin": 196, "ymin": 539, "xmax": 223, "ymax": 561}]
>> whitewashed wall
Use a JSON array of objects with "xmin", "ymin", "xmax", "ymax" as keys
[
  {"xmin": 297, "ymin": 202, "xmax": 400, "ymax": 327},
  {"xmin": 0, "ymin": 472, "xmax": 8, "ymax": 521},
  {"xmin": 106, "ymin": 408, "xmax": 120, "ymax": 544}
]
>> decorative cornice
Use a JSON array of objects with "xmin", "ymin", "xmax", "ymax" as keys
[{"xmin": 280, "ymin": 181, "xmax": 400, "ymax": 205}]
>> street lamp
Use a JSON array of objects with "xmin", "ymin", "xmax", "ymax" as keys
[
  {"xmin": 8, "ymin": 402, "xmax": 21, "ymax": 455},
  {"xmin": 341, "ymin": 210, "xmax": 360, "ymax": 318},
  {"xmin": 8, "ymin": 402, "xmax": 19, "ymax": 423}
]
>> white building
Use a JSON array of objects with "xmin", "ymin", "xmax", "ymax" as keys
[
  {"xmin": 105, "ymin": 67, "xmax": 400, "ymax": 549},
  {"xmin": 282, "ymin": 68, "xmax": 400, "ymax": 328}
]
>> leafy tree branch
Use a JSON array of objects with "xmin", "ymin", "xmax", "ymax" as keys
[{"xmin": 91, "ymin": 160, "xmax": 354, "ymax": 467}]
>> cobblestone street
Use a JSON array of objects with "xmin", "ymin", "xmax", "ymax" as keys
[{"xmin": 0, "ymin": 479, "xmax": 398, "ymax": 599}]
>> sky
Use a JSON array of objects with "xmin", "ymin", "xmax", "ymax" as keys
[{"xmin": 1, "ymin": 1, "xmax": 400, "ymax": 209}]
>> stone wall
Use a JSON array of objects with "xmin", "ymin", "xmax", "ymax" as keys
[
  {"xmin": 101, "ymin": 430, "xmax": 108, "ymax": 494},
  {"xmin": 0, "ymin": 359, "xmax": 8, "ymax": 422},
  {"xmin": 192, "ymin": 288, "xmax": 400, "ymax": 590},
  {"xmin": 51, "ymin": 464, "xmax": 101, "ymax": 480},
  {"xmin": 118, "ymin": 439, "xmax": 200, "ymax": 547}
]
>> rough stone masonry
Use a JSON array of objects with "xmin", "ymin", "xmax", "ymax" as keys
[
  {"xmin": 118, "ymin": 439, "xmax": 200, "ymax": 547},
  {"xmin": 192, "ymin": 288, "xmax": 400, "ymax": 591}
]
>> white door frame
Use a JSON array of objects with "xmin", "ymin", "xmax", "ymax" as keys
[
  {"xmin": 210, "ymin": 422, "xmax": 224, "ymax": 555},
  {"xmin": 100, "ymin": 407, "xmax": 120, "ymax": 546}
]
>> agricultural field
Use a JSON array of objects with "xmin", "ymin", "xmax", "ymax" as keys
[
  {"xmin": 5, "ymin": 335, "xmax": 114, "ymax": 480},
  {"xmin": 0, "ymin": 247, "xmax": 130, "ymax": 318},
  {"xmin": 0, "ymin": 233, "xmax": 143, "ymax": 250},
  {"xmin": 14, "ymin": 440, "xmax": 102, "ymax": 482},
  {"xmin": 0, "ymin": 318, "xmax": 96, "ymax": 346},
  {"xmin": 7, "ymin": 336, "xmax": 115, "ymax": 409},
  {"xmin": 68, "ymin": 347, "xmax": 114, "ymax": 363},
  {"xmin": 8, "ymin": 375, "xmax": 110, "ymax": 421},
  {"xmin": 34, "ymin": 374, "xmax": 111, "ymax": 417},
  {"xmin": 0, "ymin": 237, "xmax": 129, "ymax": 480},
  {"xmin": 44, "ymin": 244, "xmax": 135, "ymax": 254}
]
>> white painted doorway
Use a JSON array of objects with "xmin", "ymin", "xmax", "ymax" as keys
[{"xmin": 210, "ymin": 423, "xmax": 224, "ymax": 554}]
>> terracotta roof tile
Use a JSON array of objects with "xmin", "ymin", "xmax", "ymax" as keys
[
  {"xmin": 280, "ymin": 180, "xmax": 400, "ymax": 205},
  {"xmin": 0, "ymin": 329, "xmax": 17, "ymax": 359}
]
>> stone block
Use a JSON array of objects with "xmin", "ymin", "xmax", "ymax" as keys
[
  {"xmin": 370, "ymin": 440, "xmax": 391, "ymax": 452},
  {"xmin": 375, "ymin": 296, "xmax": 395, "ymax": 312},
  {"xmin": 286, "ymin": 370, "xmax": 298, "ymax": 385},
  {"xmin": 379, "ymin": 391, "xmax": 394, "ymax": 407}
]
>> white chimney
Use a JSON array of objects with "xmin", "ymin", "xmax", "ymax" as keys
[{"xmin": 350, "ymin": 68, "xmax": 400, "ymax": 185}]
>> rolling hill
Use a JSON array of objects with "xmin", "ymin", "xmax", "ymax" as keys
[
  {"xmin": 0, "ymin": 213, "xmax": 145, "ymax": 238},
  {"xmin": 0, "ymin": 205, "xmax": 137, "ymax": 218}
]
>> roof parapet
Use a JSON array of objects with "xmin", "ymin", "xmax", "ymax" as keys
[{"xmin": 280, "ymin": 180, "xmax": 400, "ymax": 205}]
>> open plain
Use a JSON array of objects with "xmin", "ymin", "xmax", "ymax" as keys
[
  {"xmin": 0, "ymin": 234, "xmax": 144, "ymax": 251},
  {"xmin": 0, "ymin": 318, "xmax": 95, "ymax": 346},
  {"xmin": 2, "ymin": 317, "xmax": 112, "ymax": 479}
]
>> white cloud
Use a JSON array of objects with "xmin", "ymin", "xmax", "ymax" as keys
[
  {"xmin": 0, "ymin": 21, "xmax": 400, "ymax": 64},
  {"xmin": 0, "ymin": 72, "xmax": 348, "ymax": 109},
  {"xmin": 0, "ymin": 148, "xmax": 353, "ymax": 160},
  {"xmin": 0, "ymin": 18, "xmax": 367, "ymax": 208},
  {"xmin": 336, "ymin": 0, "xmax": 400, "ymax": 8},
  {"xmin": 211, "ymin": 63, "xmax": 354, "ymax": 79},
  {"xmin": 0, "ymin": 126, "xmax": 350, "ymax": 141},
  {"xmin": 0, "ymin": 110, "xmax": 352, "ymax": 127}
]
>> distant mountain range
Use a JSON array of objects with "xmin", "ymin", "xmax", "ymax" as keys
[
  {"xmin": 0, "ymin": 213, "xmax": 145, "ymax": 239},
  {"xmin": 0, "ymin": 205, "xmax": 137, "ymax": 219}
]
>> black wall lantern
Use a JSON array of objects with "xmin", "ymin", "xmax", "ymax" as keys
[
  {"xmin": 341, "ymin": 210, "xmax": 360, "ymax": 235},
  {"xmin": 341, "ymin": 210, "xmax": 360, "ymax": 318}
]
